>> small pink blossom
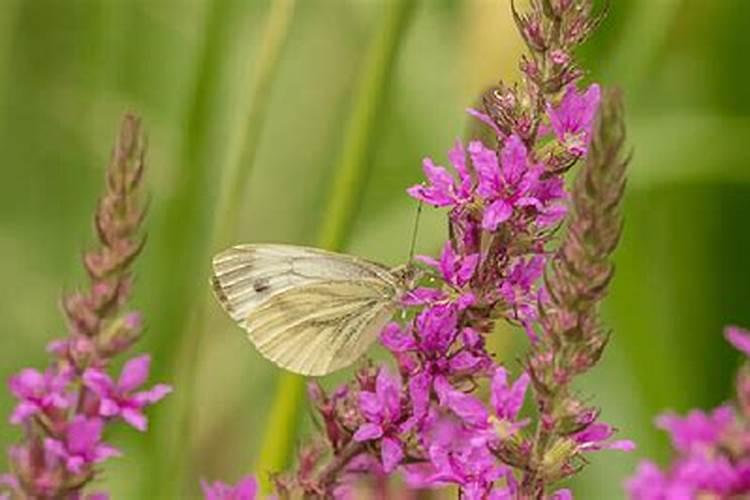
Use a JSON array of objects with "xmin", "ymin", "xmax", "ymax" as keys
[
  {"xmin": 44, "ymin": 417, "xmax": 120, "ymax": 474},
  {"xmin": 656, "ymin": 405, "xmax": 734, "ymax": 453},
  {"xmin": 490, "ymin": 367, "xmax": 529, "ymax": 424},
  {"xmin": 83, "ymin": 354, "xmax": 172, "ymax": 431},
  {"xmin": 418, "ymin": 241, "xmax": 479, "ymax": 289},
  {"xmin": 572, "ymin": 422, "xmax": 636, "ymax": 452},
  {"xmin": 353, "ymin": 368, "xmax": 406, "ymax": 473},
  {"xmin": 201, "ymin": 475, "xmax": 258, "ymax": 500},
  {"xmin": 726, "ymin": 325, "xmax": 750, "ymax": 357},
  {"xmin": 407, "ymin": 141, "xmax": 473, "ymax": 208},
  {"xmin": 8, "ymin": 368, "xmax": 72, "ymax": 425},
  {"xmin": 547, "ymin": 84, "xmax": 601, "ymax": 156}
]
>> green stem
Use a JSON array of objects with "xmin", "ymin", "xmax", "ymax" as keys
[
  {"xmin": 215, "ymin": 0, "xmax": 297, "ymax": 247},
  {"xmin": 142, "ymin": 1, "xmax": 295, "ymax": 496},
  {"xmin": 254, "ymin": 0, "xmax": 417, "ymax": 492}
]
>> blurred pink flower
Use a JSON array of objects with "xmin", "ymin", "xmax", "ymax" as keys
[{"xmin": 201, "ymin": 475, "xmax": 258, "ymax": 500}]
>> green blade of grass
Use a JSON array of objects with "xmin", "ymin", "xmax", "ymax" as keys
[
  {"xmin": 144, "ymin": 1, "xmax": 297, "ymax": 497},
  {"xmin": 254, "ymin": 0, "xmax": 417, "ymax": 491}
]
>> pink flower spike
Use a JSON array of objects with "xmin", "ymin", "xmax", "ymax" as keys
[
  {"xmin": 725, "ymin": 325, "xmax": 750, "ymax": 357},
  {"xmin": 201, "ymin": 475, "xmax": 258, "ymax": 500}
]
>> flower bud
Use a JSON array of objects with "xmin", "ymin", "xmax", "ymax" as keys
[{"xmin": 95, "ymin": 312, "xmax": 143, "ymax": 358}]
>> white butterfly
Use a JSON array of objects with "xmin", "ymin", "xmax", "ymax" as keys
[{"xmin": 210, "ymin": 244, "xmax": 411, "ymax": 376}]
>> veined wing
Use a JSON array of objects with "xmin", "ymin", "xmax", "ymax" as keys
[
  {"xmin": 245, "ymin": 279, "xmax": 396, "ymax": 376},
  {"xmin": 211, "ymin": 244, "xmax": 399, "ymax": 325}
]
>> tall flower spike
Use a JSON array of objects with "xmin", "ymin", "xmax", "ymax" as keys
[
  {"xmin": 2, "ymin": 115, "xmax": 170, "ymax": 500},
  {"xmin": 213, "ymin": 1, "xmax": 631, "ymax": 497},
  {"xmin": 521, "ymin": 89, "xmax": 632, "ymax": 496}
]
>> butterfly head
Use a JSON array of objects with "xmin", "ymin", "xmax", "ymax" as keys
[{"xmin": 392, "ymin": 261, "xmax": 423, "ymax": 291}]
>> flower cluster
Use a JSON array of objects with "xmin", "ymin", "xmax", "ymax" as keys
[
  {"xmin": 0, "ymin": 115, "xmax": 170, "ymax": 499},
  {"xmin": 627, "ymin": 326, "xmax": 750, "ymax": 498},
  {"xmin": 242, "ymin": 1, "xmax": 634, "ymax": 499}
]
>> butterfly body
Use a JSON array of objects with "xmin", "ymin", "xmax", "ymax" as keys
[{"xmin": 211, "ymin": 244, "xmax": 406, "ymax": 376}]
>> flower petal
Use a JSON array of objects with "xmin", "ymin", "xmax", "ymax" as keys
[
  {"xmin": 121, "ymin": 407, "xmax": 148, "ymax": 431},
  {"xmin": 482, "ymin": 199, "xmax": 513, "ymax": 231},
  {"xmin": 725, "ymin": 325, "xmax": 750, "ymax": 357},
  {"xmin": 381, "ymin": 437, "xmax": 403, "ymax": 473},
  {"xmin": 118, "ymin": 355, "xmax": 151, "ymax": 392},
  {"xmin": 353, "ymin": 423, "xmax": 383, "ymax": 442}
]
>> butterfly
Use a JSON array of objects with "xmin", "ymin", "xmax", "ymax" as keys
[{"xmin": 210, "ymin": 244, "xmax": 413, "ymax": 376}]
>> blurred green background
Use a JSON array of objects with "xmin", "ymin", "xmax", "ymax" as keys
[{"xmin": 0, "ymin": 0, "xmax": 748, "ymax": 497}]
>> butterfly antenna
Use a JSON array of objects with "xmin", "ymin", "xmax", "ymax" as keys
[{"xmin": 407, "ymin": 200, "xmax": 423, "ymax": 264}]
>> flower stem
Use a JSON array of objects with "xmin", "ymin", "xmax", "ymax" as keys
[
  {"xmin": 142, "ymin": 1, "xmax": 296, "ymax": 497},
  {"xmin": 254, "ymin": 0, "xmax": 417, "ymax": 491}
]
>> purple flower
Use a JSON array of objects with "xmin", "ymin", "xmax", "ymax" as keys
[
  {"xmin": 655, "ymin": 405, "xmax": 734, "ymax": 453},
  {"xmin": 499, "ymin": 255, "xmax": 547, "ymax": 338},
  {"xmin": 434, "ymin": 376, "xmax": 489, "ymax": 429},
  {"xmin": 471, "ymin": 136, "xmax": 565, "ymax": 231},
  {"xmin": 83, "ymin": 354, "xmax": 172, "ymax": 431},
  {"xmin": 547, "ymin": 84, "xmax": 601, "ymax": 156},
  {"xmin": 490, "ymin": 367, "xmax": 529, "ymax": 435},
  {"xmin": 407, "ymin": 141, "xmax": 473, "ymax": 208},
  {"xmin": 201, "ymin": 475, "xmax": 258, "ymax": 500},
  {"xmin": 726, "ymin": 325, "xmax": 750, "ymax": 357},
  {"xmin": 626, "ymin": 455, "xmax": 750, "ymax": 499},
  {"xmin": 418, "ymin": 241, "xmax": 479, "ymax": 289},
  {"xmin": 352, "ymin": 368, "xmax": 406, "ymax": 473},
  {"xmin": 416, "ymin": 415, "xmax": 504, "ymax": 498},
  {"xmin": 572, "ymin": 422, "xmax": 635, "ymax": 452},
  {"xmin": 8, "ymin": 367, "xmax": 72, "ymax": 424},
  {"xmin": 44, "ymin": 417, "xmax": 120, "ymax": 474},
  {"xmin": 201, "ymin": 477, "xmax": 257, "ymax": 500}
]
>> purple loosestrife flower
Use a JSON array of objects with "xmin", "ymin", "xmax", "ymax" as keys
[
  {"xmin": 407, "ymin": 141, "xmax": 473, "ymax": 209},
  {"xmin": 627, "ymin": 326, "xmax": 750, "ymax": 499},
  {"xmin": 44, "ymin": 417, "xmax": 120, "ymax": 474},
  {"xmin": 83, "ymin": 354, "xmax": 171, "ymax": 431},
  {"xmin": 472, "ymin": 135, "xmax": 566, "ymax": 231},
  {"xmin": 8, "ymin": 367, "xmax": 72, "ymax": 425},
  {"xmin": 352, "ymin": 368, "xmax": 407, "ymax": 473},
  {"xmin": 201, "ymin": 475, "xmax": 258, "ymax": 500},
  {"xmin": 253, "ymin": 2, "xmax": 630, "ymax": 498},
  {"xmin": 1, "ymin": 115, "xmax": 170, "ymax": 499},
  {"xmin": 490, "ymin": 367, "xmax": 530, "ymax": 434},
  {"xmin": 547, "ymin": 84, "xmax": 601, "ymax": 157}
]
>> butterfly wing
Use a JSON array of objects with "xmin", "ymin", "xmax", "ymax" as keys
[
  {"xmin": 211, "ymin": 244, "xmax": 401, "ymax": 376},
  {"xmin": 244, "ymin": 280, "xmax": 396, "ymax": 375}
]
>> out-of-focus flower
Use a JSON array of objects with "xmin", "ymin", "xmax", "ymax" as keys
[
  {"xmin": 627, "ymin": 326, "xmax": 750, "ymax": 498},
  {"xmin": 201, "ymin": 475, "xmax": 258, "ymax": 500},
  {"xmin": 726, "ymin": 325, "xmax": 750, "ymax": 357}
]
